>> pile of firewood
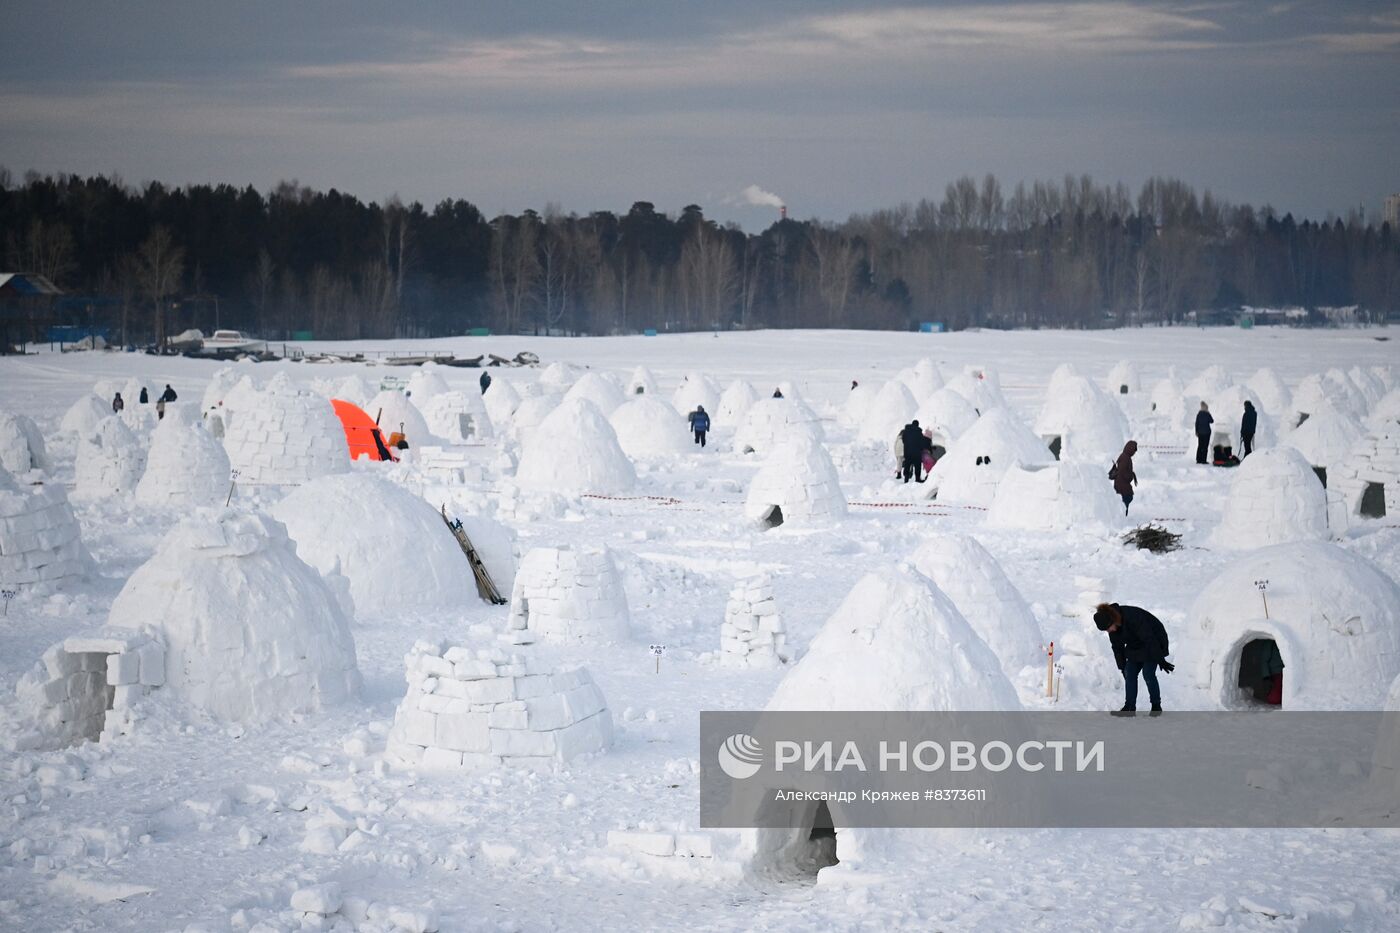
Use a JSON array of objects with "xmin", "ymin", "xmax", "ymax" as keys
[{"xmin": 1122, "ymin": 523, "xmax": 1183, "ymax": 554}]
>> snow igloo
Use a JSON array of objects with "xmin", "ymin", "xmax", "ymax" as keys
[
  {"xmin": 222, "ymin": 380, "xmax": 349, "ymax": 486},
  {"xmin": 515, "ymin": 399, "xmax": 636, "ymax": 495},
  {"xmin": 386, "ymin": 641, "xmax": 612, "ymax": 771},
  {"xmin": 1284, "ymin": 401, "xmax": 1366, "ymax": 485},
  {"xmin": 507, "ymin": 545, "xmax": 631, "ymax": 643},
  {"xmin": 1189, "ymin": 542, "xmax": 1400, "ymax": 710},
  {"xmin": 0, "ymin": 411, "xmax": 50, "ymax": 477},
  {"xmin": 366, "ymin": 389, "xmax": 436, "ymax": 448},
  {"xmin": 0, "ymin": 466, "xmax": 89, "ymax": 588},
  {"xmin": 838, "ymin": 382, "xmax": 878, "ymax": 428},
  {"xmin": 1213, "ymin": 446, "xmax": 1327, "ymax": 550},
  {"xmin": 609, "ymin": 397, "xmax": 691, "ymax": 458},
  {"xmin": 1247, "ymin": 368, "xmax": 1292, "ymax": 416},
  {"xmin": 59, "ymin": 395, "xmax": 112, "ymax": 439},
  {"xmin": 732, "ymin": 398, "xmax": 824, "ymax": 456},
  {"xmin": 406, "ymin": 366, "xmax": 450, "ymax": 402},
  {"xmin": 986, "ymin": 462, "xmax": 1124, "ymax": 531},
  {"xmin": 672, "ymin": 372, "xmax": 721, "ymax": 416},
  {"xmin": 482, "ymin": 377, "xmax": 522, "ymax": 426},
  {"xmin": 896, "ymin": 358, "xmax": 944, "ymax": 400},
  {"xmin": 105, "ymin": 509, "xmax": 360, "ymax": 722},
  {"xmin": 1106, "ymin": 360, "xmax": 1141, "ymax": 396},
  {"xmin": 924, "ymin": 409, "xmax": 1054, "ymax": 507},
  {"xmin": 271, "ymin": 474, "xmax": 499, "ymax": 615},
  {"xmin": 1330, "ymin": 420, "xmax": 1400, "ymax": 522},
  {"xmin": 744, "ymin": 568, "xmax": 1020, "ymax": 880},
  {"xmin": 562, "ymin": 372, "xmax": 626, "ymax": 415},
  {"xmin": 1033, "ymin": 375, "xmax": 1129, "ymax": 463},
  {"xmin": 509, "ymin": 393, "xmax": 562, "ymax": 437},
  {"xmin": 73, "ymin": 416, "xmax": 146, "ymax": 499},
  {"xmin": 419, "ymin": 390, "xmax": 494, "ymax": 443},
  {"xmin": 626, "ymin": 365, "xmax": 659, "ymax": 396},
  {"xmin": 744, "ymin": 437, "xmax": 846, "ymax": 530},
  {"xmin": 945, "ymin": 366, "xmax": 1006, "ymax": 412},
  {"xmin": 857, "ymin": 380, "xmax": 919, "ymax": 446},
  {"xmin": 909, "ymin": 534, "xmax": 1044, "ymax": 679},
  {"xmin": 912, "ymin": 388, "xmax": 980, "ymax": 454},
  {"xmin": 718, "ymin": 379, "xmax": 759, "ymax": 425}
]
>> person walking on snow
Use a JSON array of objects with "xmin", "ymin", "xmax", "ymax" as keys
[
  {"xmin": 899, "ymin": 420, "xmax": 927, "ymax": 483},
  {"xmin": 1194, "ymin": 401, "xmax": 1214, "ymax": 464},
  {"xmin": 112, "ymin": 392, "xmax": 124, "ymax": 414},
  {"xmin": 1110, "ymin": 440, "xmax": 1138, "ymax": 515},
  {"xmin": 138, "ymin": 386, "xmax": 149, "ymax": 404},
  {"xmin": 1094, "ymin": 602, "xmax": 1174, "ymax": 715},
  {"xmin": 1240, "ymin": 400, "xmax": 1257, "ymax": 458},
  {"xmin": 772, "ymin": 387, "xmax": 784, "ymax": 399},
  {"xmin": 689, "ymin": 405, "xmax": 710, "ymax": 447},
  {"xmin": 479, "ymin": 371, "xmax": 492, "ymax": 394},
  {"xmin": 157, "ymin": 384, "xmax": 177, "ymax": 420},
  {"xmin": 893, "ymin": 429, "xmax": 906, "ymax": 480}
]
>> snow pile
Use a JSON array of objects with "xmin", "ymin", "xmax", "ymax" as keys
[
  {"xmin": 482, "ymin": 377, "xmax": 522, "ymax": 426},
  {"xmin": 1284, "ymin": 401, "xmax": 1366, "ymax": 471},
  {"xmin": 1106, "ymin": 360, "xmax": 1140, "ymax": 395},
  {"xmin": 909, "ymin": 534, "xmax": 1044, "ymax": 678},
  {"xmin": 610, "ymin": 397, "xmax": 690, "ymax": 458},
  {"xmin": 838, "ymin": 383, "xmax": 878, "ymax": 427},
  {"xmin": 717, "ymin": 379, "xmax": 759, "ymax": 424},
  {"xmin": 507, "ymin": 546, "xmax": 630, "ymax": 643},
  {"xmin": 419, "ymin": 390, "xmax": 494, "ymax": 442},
  {"xmin": 563, "ymin": 372, "xmax": 626, "ymax": 415},
  {"xmin": 386, "ymin": 641, "xmax": 612, "ymax": 770},
  {"xmin": 516, "ymin": 399, "xmax": 636, "ymax": 495},
  {"xmin": 945, "ymin": 366, "xmax": 1006, "ymax": 412},
  {"xmin": 895, "ymin": 358, "xmax": 943, "ymax": 400},
  {"xmin": 59, "ymin": 395, "xmax": 111, "ymax": 439},
  {"xmin": 1213, "ymin": 447, "xmax": 1327, "ymax": 549},
  {"xmin": 986, "ymin": 462, "xmax": 1124, "ymax": 532},
  {"xmin": 857, "ymin": 380, "xmax": 919, "ymax": 445},
  {"xmin": 912, "ymin": 388, "xmax": 980, "ymax": 445},
  {"xmin": 366, "ymin": 389, "xmax": 436, "ymax": 447},
  {"xmin": 406, "ymin": 366, "xmax": 450, "ymax": 402},
  {"xmin": 105, "ymin": 509, "xmax": 360, "ymax": 722},
  {"xmin": 1189, "ymin": 542, "xmax": 1400, "ymax": 709},
  {"xmin": 626, "ymin": 365, "xmax": 659, "ymax": 396},
  {"xmin": 769, "ymin": 567, "xmax": 1020, "ymax": 711},
  {"xmin": 672, "ymin": 372, "xmax": 721, "ymax": 415},
  {"xmin": 925, "ymin": 408, "xmax": 1054, "ymax": 507},
  {"xmin": 720, "ymin": 574, "xmax": 789, "ymax": 669},
  {"xmin": 539, "ymin": 361, "xmax": 585, "ymax": 389},
  {"xmin": 1246, "ymin": 368, "xmax": 1293, "ymax": 415},
  {"xmin": 732, "ymin": 397, "xmax": 824, "ymax": 455},
  {"xmin": 73, "ymin": 416, "xmax": 146, "ymax": 499},
  {"xmin": 1330, "ymin": 421, "xmax": 1400, "ymax": 523},
  {"xmin": 0, "ymin": 466, "xmax": 88, "ymax": 587},
  {"xmin": 271, "ymin": 474, "xmax": 478, "ymax": 615},
  {"xmin": 222, "ymin": 380, "xmax": 349, "ymax": 486},
  {"xmin": 744, "ymin": 436, "xmax": 846, "ymax": 528},
  {"xmin": 135, "ymin": 406, "xmax": 232, "ymax": 508},
  {"xmin": 1033, "ymin": 374, "xmax": 1129, "ymax": 463},
  {"xmin": 0, "ymin": 410, "xmax": 50, "ymax": 476},
  {"xmin": 14, "ymin": 629, "xmax": 165, "ymax": 749}
]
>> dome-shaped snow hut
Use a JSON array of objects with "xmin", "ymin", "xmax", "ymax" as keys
[
  {"xmin": 562, "ymin": 372, "xmax": 626, "ymax": 416},
  {"xmin": 732, "ymin": 398, "xmax": 824, "ymax": 456},
  {"xmin": 1213, "ymin": 446, "xmax": 1328, "ymax": 549},
  {"xmin": 507, "ymin": 545, "xmax": 631, "ymax": 643},
  {"xmin": 857, "ymin": 381, "xmax": 919, "ymax": 445},
  {"xmin": 222, "ymin": 380, "xmax": 350, "ymax": 486},
  {"xmin": 516, "ymin": 399, "xmax": 635, "ymax": 495},
  {"xmin": 609, "ymin": 397, "xmax": 690, "ymax": 458},
  {"xmin": 986, "ymin": 462, "xmax": 1124, "ymax": 532},
  {"xmin": 1033, "ymin": 375, "xmax": 1129, "ymax": 463},
  {"xmin": 420, "ymin": 390, "xmax": 494, "ymax": 443},
  {"xmin": 743, "ymin": 436, "xmax": 846, "ymax": 529},
  {"xmin": 59, "ymin": 395, "xmax": 112, "ymax": 439},
  {"xmin": 718, "ymin": 379, "xmax": 759, "ymax": 425},
  {"xmin": 135, "ymin": 406, "xmax": 232, "ymax": 508},
  {"xmin": 74, "ymin": 416, "xmax": 146, "ymax": 499},
  {"xmin": 924, "ymin": 408, "xmax": 1054, "ymax": 507},
  {"xmin": 0, "ymin": 466, "xmax": 88, "ymax": 588}
]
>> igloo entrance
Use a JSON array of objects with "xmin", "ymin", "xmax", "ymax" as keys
[
  {"xmin": 1361, "ymin": 482, "xmax": 1387, "ymax": 518},
  {"xmin": 1235, "ymin": 637, "xmax": 1285, "ymax": 707},
  {"xmin": 752, "ymin": 796, "xmax": 840, "ymax": 881},
  {"xmin": 1119, "ymin": 384, "xmax": 1129, "ymax": 395},
  {"xmin": 1314, "ymin": 466, "xmax": 1328, "ymax": 488},
  {"xmin": 758, "ymin": 504, "xmax": 784, "ymax": 529},
  {"xmin": 1046, "ymin": 435, "xmax": 1062, "ymax": 460}
]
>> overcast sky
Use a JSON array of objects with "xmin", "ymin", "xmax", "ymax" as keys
[{"xmin": 2, "ymin": 1, "xmax": 1397, "ymax": 228}]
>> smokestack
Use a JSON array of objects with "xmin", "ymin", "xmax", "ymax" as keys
[{"xmin": 779, "ymin": 205, "xmax": 787, "ymax": 220}]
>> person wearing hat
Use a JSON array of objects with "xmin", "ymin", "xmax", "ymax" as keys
[{"xmin": 1094, "ymin": 602, "xmax": 1174, "ymax": 715}]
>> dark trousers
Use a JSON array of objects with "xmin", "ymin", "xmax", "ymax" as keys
[
  {"xmin": 1241, "ymin": 433, "xmax": 1254, "ymax": 457},
  {"xmin": 694, "ymin": 430, "xmax": 706, "ymax": 447},
  {"xmin": 1123, "ymin": 659, "xmax": 1161, "ymax": 709},
  {"xmin": 1121, "ymin": 491, "xmax": 1133, "ymax": 515},
  {"xmin": 1195, "ymin": 433, "xmax": 1210, "ymax": 464},
  {"xmin": 902, "ymin": 456, "xmax": 922, "ymax": 483}
]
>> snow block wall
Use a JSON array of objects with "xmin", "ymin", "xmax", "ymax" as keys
[
  {"xmin": 73, "ymin": 417, "xmax": 145, "ymax": 499},
  {"xmin": 720, "ymin": 574, "xmax": 788, "ymax": 669},
  {"xmin": 419, "ymin": 390, "xmax": 494, "ymax": 443},
  {"xmin": 1330, "ymin": 421, "xmax": 1400, "ymax": 524},
  {"xmin": 507, "ymin": 546, "xmax": 631, "ymax": 643},
  {"xmin": 222, "ymin": 381, "xmax": 350, "ymax": 486},
  {"xmin": 743, "ymin": 437, "xmax": 846, "ymax": 528},
  {"xmin": 986, "ymin": 462, "xmax": 1124, "ymax": 532},
  {"xmin": 1189, "ymin": 542, "xmax": 1400, "ymax": 710},
  {"xmin": 135, "ymin": 406, "xmax": 232, "ymax": 508},
  {"xmin": 0, "ymin": 467, "xmax": 88, "ymax": 587},
  {"xmin": 106, "ymin": 510, "xmax": 360, "ymax": 722},
  {"xmin": 386, "ymin": 641, "xmax": 612, "ymax": 770},
  {"xmin": 14, "ymin": 629, "xmax": 165, "ymax": 749},
  {"xmin": 1213, "ymin": 447, "xmax": 1328, "ymax": 549}
]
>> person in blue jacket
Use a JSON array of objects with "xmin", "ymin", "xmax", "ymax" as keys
[
  {"xmin": 1240, "ymin": 400, "xmax": 1257, "ymax": 457},
  {"xmin": 689, "ymin": 405, "xmax": 711, "ymax": 447},
  {"xmin": 1194, "ymin": 402, "xmax": 1214, "ymax": 464}
]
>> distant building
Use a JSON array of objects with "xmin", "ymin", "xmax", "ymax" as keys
[
  {"xmin": 0, "ymin": 272, "xmax": 62, "ymax": 353},
  {"xmin": 1385, "ymin": 194, "xmax": 1400, "ymax": 229}
]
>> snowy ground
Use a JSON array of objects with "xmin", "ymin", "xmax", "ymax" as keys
[{"xmin": 2, "ymin": 327, "xmax": 1399, "ymax": 931}]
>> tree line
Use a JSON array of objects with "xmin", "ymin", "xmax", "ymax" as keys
[{"xmin": 2, "ymin": 167, "xmax": 1396, "ymax": 344}]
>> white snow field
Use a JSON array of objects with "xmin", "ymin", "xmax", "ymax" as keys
[{"xmin": 1, "ymin": 326, "xmax": 1399, "ymax": 931}]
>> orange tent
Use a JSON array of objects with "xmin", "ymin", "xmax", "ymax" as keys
[{"xmin": 332, "ymin": 399, "xmax": 397, "ymax": 462}]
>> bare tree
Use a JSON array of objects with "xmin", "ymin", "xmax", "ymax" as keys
[
  {"xmin": 134, "ymin": 226, "xmax": 185, "ymax": 348},
  {"xmin": 244, "ymin": 248, "xmax": 275, "ymax": 336},
  {"xmin": 5, "ymin": 219, "xmax": 76, "ymax": 286}
]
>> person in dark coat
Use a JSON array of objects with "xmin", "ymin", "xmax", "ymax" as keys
[
  {"xmin": 1240, "ymin": 400, "xmax": 1257, "ymax": 457},
  {"xmin": 1094, "ymin": 602, "xmax": 1174, "ymax": 714},
  {"xmin": 112, "ymin": 392, "xmax": 124, "ymax": 414},
  {"xmin": 1111, "ymin": 440, "xmax": 1138, "ymax": 514},
  {"xmin": 138, "ymin": 387, "xmax": 149, "ymax": 404},
  {"xmin": 1194, "ymin": 402, "xmax": 1214, "ymax": 464},
  {"xmin": 690, "ymin": 405, "xmax": 710, "ymax": 447},
  {"xmin": 899, "ymin": 420, "xmax": 927, "ymax": 483},
  {"xmin": 772, "ymin": 387, "xmax": 784, "ymax": 398},
  {"xmin": 479, "ymin": 371, "xmax": 492, "ymax": 394},
  {"xmin": 159, "ymin": 384, "xmax": 177, "ymax": 403}
]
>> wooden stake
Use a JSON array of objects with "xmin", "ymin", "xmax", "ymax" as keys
[{"xmin": 1046, "ymin": 642, "xmax": 1055, "ymax": 697}]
